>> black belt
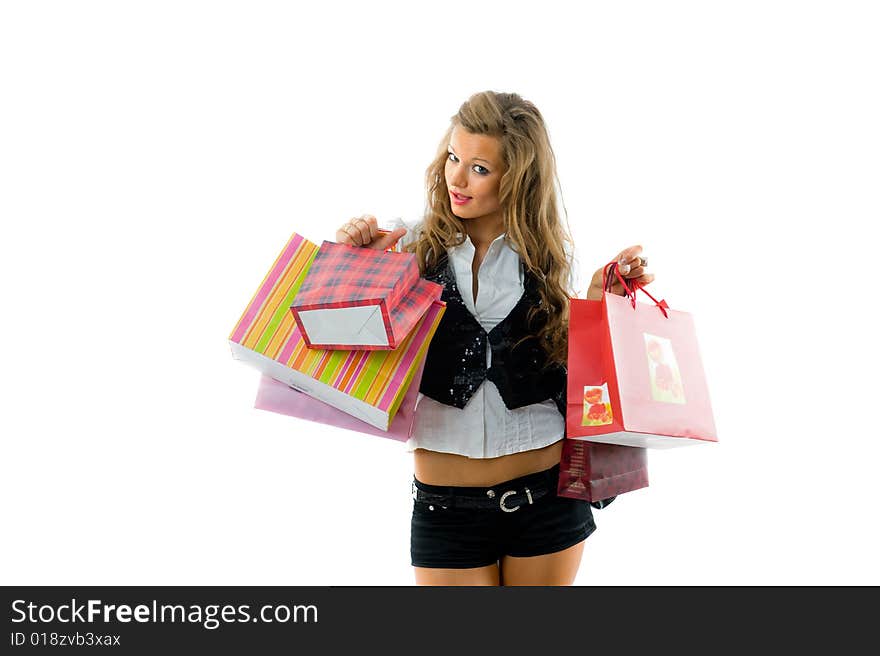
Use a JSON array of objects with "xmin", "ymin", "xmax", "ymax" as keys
[
  {"xmin": 412, "ymin": 463, "xmax": 617, "ymax": 511},
  {"xmin": 411, "ymin": 466, "xmax": 558, "ymax": 513}
]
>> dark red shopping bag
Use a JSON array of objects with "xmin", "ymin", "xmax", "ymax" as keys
[
  {"xmin": 566, "ymin": 262, "xmax": 718, "ymax": 448},
  {"xmin": 557, "ymin": 438, "xmax": 649, "ymax": 502}
]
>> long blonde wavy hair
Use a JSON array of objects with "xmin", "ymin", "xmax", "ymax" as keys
[{"xmin": 404, "ymin": 90, "xmax": 575, "ymax": 367}]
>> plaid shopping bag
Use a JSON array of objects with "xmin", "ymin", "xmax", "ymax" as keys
[{"xmin": 290, "ymin": 240, "xmax": 441, "ymax": 350}]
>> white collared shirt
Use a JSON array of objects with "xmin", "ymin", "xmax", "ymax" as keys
[{"xmin": 385, "ymin": 217, "xmax": 567, "ymax": 459}]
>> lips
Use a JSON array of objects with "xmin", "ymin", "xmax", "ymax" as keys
[{"xmin": 450, "ymin": 191, "xmax": 472, "ymax": 204}]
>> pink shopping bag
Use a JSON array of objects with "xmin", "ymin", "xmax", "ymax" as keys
[
  {"xmin": 566, "ymin": 262, "xmax": 718, "ymax": 448},
  {"xmin": 253, "ymin": 356, "xmax": 427, "ymax": 442}
]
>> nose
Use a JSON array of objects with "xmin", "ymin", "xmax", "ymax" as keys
[{"xmin": 448, "ymin": 162, "xmax": 467, "ymax": 191}]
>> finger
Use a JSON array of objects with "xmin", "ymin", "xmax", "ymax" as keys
[
  {"xmin": 617, "ymin": 274, "xmax": 655, "ymax": 295},
  {"xmin": 358, "ymin": 215, "xmax": 379, "ymax": 243},
  {"xmin": 608, "ymin": 269, "xmax": 649, "ymax": 295},
  {"xmin": 617, "ymin": 245, "xmax": 643, "ymax": 266},
  {"xmin": 365, "ymin": 216, "xmax": 380, "ymax": 242},
  {"xmin": 370, "ymin": 227, "xmax": 407, "ymax": 251},
  {"xmin": 623, "ymin": 264, "xmax": 647, "ymax": 279},
  {"xmin": 345, "ymin": 219, "xmax": 366, "ymax": 246},
  {"xmin": 352, "ymin": 216, "xmax": 373, "ymax": 244},
  {"xmin": 336, "ymin": 223, "xmax": 358, "ymax": 246},
  {"xmin": 619, "ymin": 251, "xmax": 648, "ymax": 277},
  {"xmin": 340, "ymin": 219, "xmax": 361, "ymax": 246}
]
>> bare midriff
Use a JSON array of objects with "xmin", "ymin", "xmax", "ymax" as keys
[{"xmin": 412, "ymin": 439, "xmax": 564, "ymax": 487}]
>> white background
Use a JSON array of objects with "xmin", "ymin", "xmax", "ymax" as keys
[{"xmin": 2, "ymin": 1, "xmax": 878, "ymax": 586}]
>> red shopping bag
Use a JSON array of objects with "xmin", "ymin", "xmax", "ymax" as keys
[
  {"xmin": 557, "ymin": 438, "xmax": 649, "ymax": 502},
  {"xmin": 566, "ymin": 262, "xmax": 718, "ymax": 448},
  {"xmin": 290, "ymin": 240, "xmax": 442, "ymax": 350}
]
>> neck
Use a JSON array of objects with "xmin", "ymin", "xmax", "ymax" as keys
[{"xmin": 463, "ymin": 213, "xmax": 505, "ymax": 250}]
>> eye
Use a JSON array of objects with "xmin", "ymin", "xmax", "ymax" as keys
[{"xmin": 447, "ymin": 151, "xmax": 490, "ymax": 175}]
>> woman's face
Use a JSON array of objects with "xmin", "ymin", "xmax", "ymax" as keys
[{"xmin": 444, "ymin": 125, "xmax": 505, "ymax": 223}]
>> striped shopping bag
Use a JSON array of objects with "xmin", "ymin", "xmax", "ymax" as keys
[{"xmin": 229, "ymin": 232, "xmax": 445, "ymax": 431}]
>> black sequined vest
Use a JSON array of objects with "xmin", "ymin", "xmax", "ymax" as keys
[{"xmin": 419, "ymin": 253, "xmax": 567, "ymax": 417}]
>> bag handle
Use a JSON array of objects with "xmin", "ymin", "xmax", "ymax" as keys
[{"xmin": 602, "ymin": 261, "xmax": 670, "ymax": 319}]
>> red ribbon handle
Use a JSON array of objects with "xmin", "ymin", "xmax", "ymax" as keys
[{"xmin": 601, "ymin": 261, "xmax": 670, "ymax": 319}]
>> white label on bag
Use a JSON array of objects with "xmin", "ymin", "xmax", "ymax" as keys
[{"xmin": 643, "ymin": 333, "xmax": 686, "ymax": 404}]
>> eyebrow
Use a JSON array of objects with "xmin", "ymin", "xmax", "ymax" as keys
[{"xmin": 448, "ymin": 144, "xmax": 492, "ymax": 166}]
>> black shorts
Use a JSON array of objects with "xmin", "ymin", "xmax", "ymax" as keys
[{"xmin": 410, "ymin": 463, "xmax": 596, "ymax": 569}]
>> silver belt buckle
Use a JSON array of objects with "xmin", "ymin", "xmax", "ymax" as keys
[{"xmin": 499, "ymin": 486, "xmax": 534, "ymax": 512}]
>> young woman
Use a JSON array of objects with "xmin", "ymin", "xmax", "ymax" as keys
[{"xmin": 335, "ymin": 91, "xmax": 654, "ymax": 586}]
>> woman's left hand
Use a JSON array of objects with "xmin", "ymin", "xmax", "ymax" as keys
[{"xmin": 586, "ymin": 244, "xmax": 655, "ymax": 300}]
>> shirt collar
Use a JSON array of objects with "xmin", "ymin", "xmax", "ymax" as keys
[{"xmin": 452, "ymin": 231, "xmax": 509, "ymax": 253}]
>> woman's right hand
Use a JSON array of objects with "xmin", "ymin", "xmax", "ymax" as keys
[{"xmin": 336, "ymin": 215, "xmax": 406, "ymax": 250}]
